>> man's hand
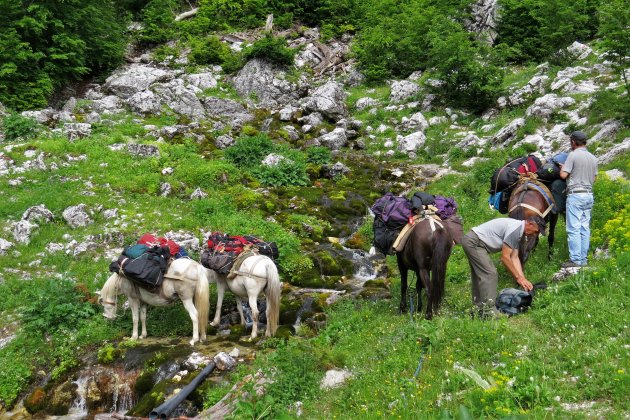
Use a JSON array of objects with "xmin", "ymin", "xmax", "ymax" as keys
[{"xmin": 516, "ymin": 276, "xmax": 534, "ymax": 291}]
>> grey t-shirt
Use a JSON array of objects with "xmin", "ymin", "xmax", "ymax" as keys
[
  {"xmin": 563, "ymin": 147, "xmax": 597, "ymax": 192},
  {"xmin": 472, "ymin": 218, "xmax": 524, "ymax": 253}
]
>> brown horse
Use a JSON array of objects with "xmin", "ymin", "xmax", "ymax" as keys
[
  {"xmin": 396, "ymin": 217, "xmax": 453, "ymax": 319},
  {"xmin": 508, "ymin": 181, "xmax": 559, "ymax": 263}
]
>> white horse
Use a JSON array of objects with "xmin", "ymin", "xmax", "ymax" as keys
[
  {"xmin": 208, "ymin": 254, "xmax": 281, "ymax": 339},
  {"xmin": 99, "ymin": 258, "xmax": 210, "ymax": 345}
]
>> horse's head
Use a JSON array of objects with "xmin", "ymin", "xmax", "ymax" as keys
[{"xmin": 98, "ymin": 278, "xmax": 119, "ymax": 319}]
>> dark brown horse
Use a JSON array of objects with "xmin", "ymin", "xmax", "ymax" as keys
[
  {"xmin": 396, "ymin": 217, "xmax": 453, "ymax": 319},
  {"xmin": 508, "ymin": 181, "xmax": 559, "ymax": 263}
]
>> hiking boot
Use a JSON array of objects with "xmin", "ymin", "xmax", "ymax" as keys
[{"xmin": 561, "ymin": 260, "xmax": 581, "ymax": 269}]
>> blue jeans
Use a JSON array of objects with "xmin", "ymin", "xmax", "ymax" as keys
[{"xmin": 566, "ymin": 193, "xmax": 594, "ymax": 265}]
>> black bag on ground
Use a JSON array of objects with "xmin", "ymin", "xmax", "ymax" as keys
[{"xmin": 496, "ymin": 288, "xmax": 533, "ymax": 316}]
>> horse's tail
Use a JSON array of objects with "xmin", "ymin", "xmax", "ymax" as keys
[
  {"xmin": 430, "ymin": 227, "xmax": 452, "ymax": 314},
  {"xmin": 194, "ymin": 264, "xmax": 210, "ymax": 338},
  {"xmin": 265, "ymin": 259, "xmax": 281, "ymax": 336}
]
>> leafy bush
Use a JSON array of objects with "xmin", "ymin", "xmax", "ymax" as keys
[
  {"xmin": 243, "ymin": 34, "xmax": 296, "ymax": 67},
  {"xmin": 20, "ymin": 278, "xmax": 97, "ymax": 335},
  {"xmin": 253, "ymin": 152, "xmax": 309, "ymax": 187},
  {"xmin": 0, "ymin": 349, "xmax": 31, "ymax": 408},
  {"xmin": 427, "ymin": 18, "xmax": 505, "ymax": 113},
  {"xmin": 495, "ymin": 0, "xmax": 599, "ymax": 63},
  {"xmin": 139, "ymin": 0, "xmax": 177, "ymax": 44},
  {"xmin": 597, "ymin": 0, "xmax": 630, "ymax": 97},
  {"xmin": 2, "ymin": 114, "xmax": 38, "ymax": 141},
  {"xmin": 224, "ymin": 134, "xmax": 275, "ymax": 168},
  {"xmin": 0, "ymin": 0, "xmax": 127, "ymax": 110},
  {"xmin": 306, "ymin": 146, "xmax": 331, "ymax": 165},
  {"xmin": 188, "ymin": 35, "xmax": 241, "ymax": 70}
]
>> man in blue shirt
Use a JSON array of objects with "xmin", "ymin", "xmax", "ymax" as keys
[{"xmin": 560, "ymin": 131, "xmax": 598, "ymax": 268}]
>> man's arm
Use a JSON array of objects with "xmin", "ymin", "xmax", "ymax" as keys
[{"xmin": 500, "ymin": 244, "xmax": 534, "ymax": 291}]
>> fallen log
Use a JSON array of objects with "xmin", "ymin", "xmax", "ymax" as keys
[{"xmin": 174, "ymin": 8, "xmax": 199, "ymax": 22}]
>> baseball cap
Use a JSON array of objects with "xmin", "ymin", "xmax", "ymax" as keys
[{"xmin": 570, "ymin": 131, "xmax": 587, "ymax": 142}]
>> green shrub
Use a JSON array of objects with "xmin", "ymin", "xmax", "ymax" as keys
[
  {"xmin": 188, "ymin": 35, "xmax": 233, "ymax": 66},
  {"xmin": 20, "ymin": 278, "xmax": 97, "ymax": 335},
  {"xmin": 243, "ymin": 34, "xmax": 296, "ymax": 67},
  {"xmin": 2, "ymin": 114, "xmax": 38, "ymax": 141},
  {"xmin": 224, "ymin": 134, "xmax": 275, "ymax": 168},
  {"xmin": 306, "ymin": 146, "xmax": 331, "ymax": 165},
  {"xmin": 0, "ymin": 350, "xmax": 31, "ymax": 408},
  {"xmin": 139, "ymin": 0, "xmax": 176, "ymax": 44},
  {"xmin": 496, "ymin": 0, "xmax": 599, "ymax": 63},
  {"xmin": 597, "ymin": 0, "xmax": 630, "ymax": 97},
  {"xmin": 253, "ymin": 153, "xmax": 309, "ymax": 187}
]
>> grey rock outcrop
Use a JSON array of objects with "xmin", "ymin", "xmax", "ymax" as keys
[
  {"xmin": 492, "ymin": 118, "xmax": 525, "ymax": 144},
  {"xmin": 127, "ymin": 90, "xmax": 162, "ymax": 115},
  {"xmin": 190, "ymin": 188, "xmax": 208, "ymax": 199},
  {"xmin": 12, "ymin": 220, "xmax": 38, "ymax": 244},
  {"xmin": 316, "ymin": 128, "xmax": 348, "ymax": 151},
  {"xmin": 104, "ymin": 64, "xmax": 173, "ymax": 99},
  {"xmin": 466, "ymin": 0, "xmax": 499, "ymax": 44},
  {"xmin": 63, "ymin": 123, "xmax": 92, "ymax": 141},
  {"xmin": 397, "ymin": 131, "xmax": 426, "ymax": 153},
  {"xmin": 526, "ymin": 94, "xmax": 575, "ymax": 119},
  {"xmin": 322, "ymin": 162, "xmax": 351, "ymax": 178},
  {"xmin": 233, "ymin": 59, "xmax": 300, "ymax": 108},
  {"xmin": 0, "ymin": 238, "xmax": 13, "ymax": 255},
  {"xmin": 203, "ymin": 97, "xmax": 253, "ymax": 121},
  {"xmin": 152, "ymin": 79, "xmax": 206, "ymax": 119},
  {"xmin": 215, "ymin": 134, "xmax": 234, "ymax": 149},
  {"xmin": 389, "ymin": 80, "xmax": 420, "ymax": 103},
  {"xmin": 183, "ymin": 72, "xmax": 218, "ymax": 90},
  {"xmin": 401, "ymin": 112, "xmax": 428, "ymax": 132},
  {"xmin": 127, "ymin": 144, "xmax": 160, "ymax": 158},
  {"xmin": 63, "ymin": 204, "xmax": 93, "ymax": 228},
  {"xmin": 22, "ymin": 205, "xmax": 53, "ymax": 223},
  {"xmin": 598, "ymin": 138, "xmax": 630, "ymax": 165},
  {"xmin": 302, "ymin": 81, "xmax": 348, "ymax": 120}
]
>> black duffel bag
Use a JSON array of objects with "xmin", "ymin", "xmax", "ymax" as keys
[{"xmin": 200, "ymin": 249, "xmax": 237, "ymax": 274}]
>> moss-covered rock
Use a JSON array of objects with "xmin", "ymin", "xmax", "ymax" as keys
[{"xmin": 24, "ymin": 387, "xmax": 47, "ymax": 414}]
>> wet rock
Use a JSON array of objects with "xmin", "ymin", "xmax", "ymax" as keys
[
  {"xmin": 184, "ymin": 352, "xmax": 212, "ymax": 370},
  {"xmin": 62, "ymin": 204, "xmax": 93, "ymax": 228},
  {"xmin": 320, "ymin": 369, "xmax": 353, "ymax": 389},
  {"xmin": 127, "ymin": 143, "xmax": 160, "ymax": 158},
  {"xmin": 302, "ymin": 81, "xmax": 348, "ymax": 120},
  {"xmin": 214, "ymin": 352, "xmax": 236, "ymax": 371},
  {"xmin": 12, "ymin": 220, "xmax": 38, "ymax": 244},
  {"xmin": 22, "ymin": 204, "xmax": 53, "ymax": 223},
  {"xmin": 389, "ymin": 80, "xmax": 420, "ymax": 103}
]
